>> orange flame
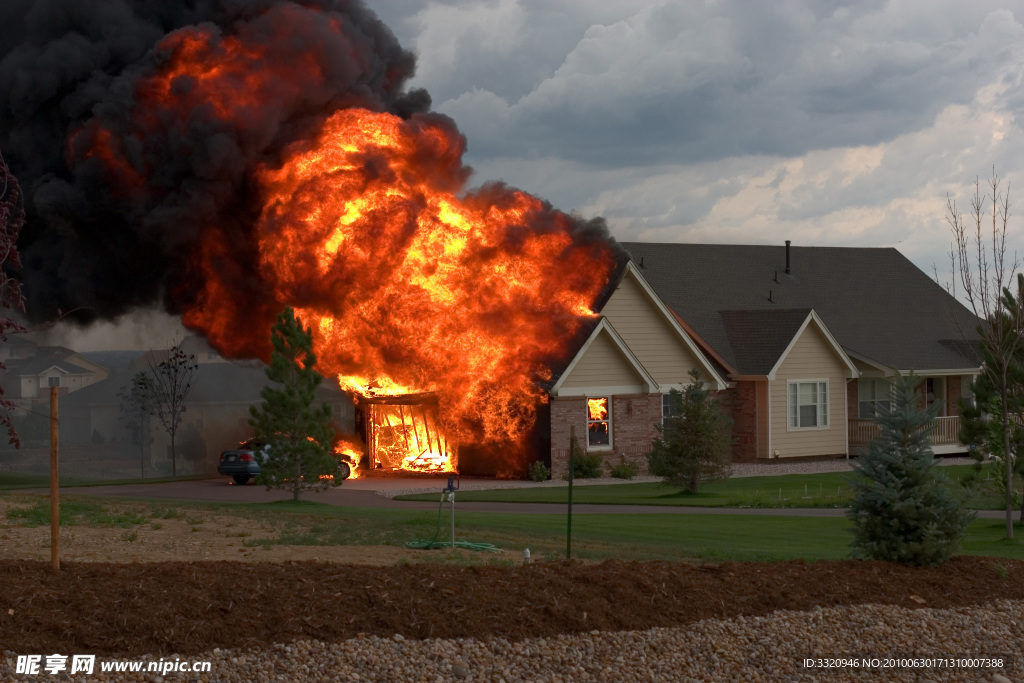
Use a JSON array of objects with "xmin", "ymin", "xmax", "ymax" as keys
[
  {"xmin": 85, "ymin": 14, "xmax": 618, "ymax": 476},
  {"xmin": 333, "ymin": 437, "xmax": 363, "ymax": 480},
  {"xmin": 587, "ymin": 398, "xmax": 609, "ymax": 421}
]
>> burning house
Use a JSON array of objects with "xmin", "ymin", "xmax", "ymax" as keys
[{"xmin": 1, "ymin": 0, "xmax": 623, "ymax": 478}]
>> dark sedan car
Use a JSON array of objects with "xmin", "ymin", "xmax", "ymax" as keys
[
  {"xmin": 217, "ymin": 438, "xmax": 355, "ymax": 485},
  {"xmin": 217, "ymin": 439, "xmax": 267, "ymax": 485}
]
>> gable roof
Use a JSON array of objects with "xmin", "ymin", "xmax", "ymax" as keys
[
  {"xmin": 550, "ymin": 317, "xmax": 658, "ymax": 396},
  {"xmin": 719, "ymin": 308, "xmax": 812, "ymax": 375},
  {"xmin": 4, "ymin": 347, "xmax": 107, "ymax": 377},
  {"xmin": 601, "ymin": 262, "xmax": 728, "ymax": 390},
  {"xmin": 621, "ymin": 243, "xmax": 982, "ymax": 373}
]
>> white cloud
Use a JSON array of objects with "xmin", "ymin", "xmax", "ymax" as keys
[{"xmin": 386, "ymin": 0, "xmax": 1024, "ymax": 281}]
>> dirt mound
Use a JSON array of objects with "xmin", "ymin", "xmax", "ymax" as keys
[{"xmin": 2, "ymin": 556, "xmax": 1022, "ymax": 657}]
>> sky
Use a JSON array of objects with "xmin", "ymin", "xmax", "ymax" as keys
[
  {"xmin": 370, "ymin": 0, "xmax": 1024, "ymax": 284},
  {"xmin": 41, "ymin": 0, "xmax": 1024, "ymax": 350}
]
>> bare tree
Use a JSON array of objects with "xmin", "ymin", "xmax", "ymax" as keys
[
  {"xmin": 947, "ymin": 168, "xmax": 1022, "ymax": 538},
  {"xmin": 118, "ymin": 372, "xmax": 155, "ymax": 478},
  {"xmin": 0, "ymin": 149, "xmax": 25, "ymax": 447},
  {"xmin": 140, "ymin": 342, "xmax": 198, "ymax": 477}
]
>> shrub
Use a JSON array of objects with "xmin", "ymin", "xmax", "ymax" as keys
[
  {"xmin": 647, "ymin": 369, "xmax": 732, "ymax": 493},
  {"xmin": 566, "ymin": 452, "xmax": 604, "ymax": 479},
  {"xmin": 849, "ymin": 371, "xmax": 974, "ymax": 566},
  {"xmin": 609, "ymin": 456, "xmax": 640, "ymax": 480},
  {"xmin": 528, "ymin": 461, "xmax": 550, "ymax": 482}
]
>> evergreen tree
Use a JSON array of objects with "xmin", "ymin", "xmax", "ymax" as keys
[
  {"xmin": 947, "ymin": 169, "xmax": 1023, "ymax": 538},
  {"xmin": 647, "ymin": 369, "xmax": 732, "ymax": 493},
  {"xmin": 250, "ymin": 307, "xmax": 336, "ymax": 501},
  {"xmin": 958, "ymin": 273, "xmax": 1024, "ymax": 522},
  {"xmin": 849, "ymin": 372, "xmax": 974, "ymax": 566}
]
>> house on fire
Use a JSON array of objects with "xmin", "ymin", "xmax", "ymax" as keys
[{"xmin": 547, "ymin": 242, "xmax": 982, "ymax": 477}]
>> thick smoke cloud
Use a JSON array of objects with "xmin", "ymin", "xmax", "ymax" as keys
[{"xmin": 0, "ymin": 0, "xmax": 428, "ymax": 325}]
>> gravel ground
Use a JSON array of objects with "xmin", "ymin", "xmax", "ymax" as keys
[{"xmin": 6, "ymin": 598, "xmax": 1021, "ymax": 682}]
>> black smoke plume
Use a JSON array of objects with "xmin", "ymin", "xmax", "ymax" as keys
[
  {"xmin": 0, "ymin": 0, "xmax": 625, "ymax": 359},
  {"xmin": 0, "ymin": 0, "xmax": 428, "ymax": 326}
]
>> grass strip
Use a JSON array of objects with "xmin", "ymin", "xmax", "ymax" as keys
[{"xmin": 397, "ymin": 466, "xmax": 1003, "ymax": 509}]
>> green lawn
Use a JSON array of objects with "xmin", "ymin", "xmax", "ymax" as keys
[
  {"xmin": 144, "ymin": 499, "xmax": 1024, "ymax": 562},
  {"xmin": 3, "ymin": 492, "xmax": 1021, "ymax": 563},
  {"xmin": 397, "ymin": 465, "xmax": 1003, "ymax": 509},
  {"xmin": 0, "ymin": 473, "xmax": 209, "ymax": 490}
]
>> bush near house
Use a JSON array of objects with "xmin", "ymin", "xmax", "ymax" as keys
[{"xmin": 647, "ymin": 369, "xmax": 732, "ymax": 493}]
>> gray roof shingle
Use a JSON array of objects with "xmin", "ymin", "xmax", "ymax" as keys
[
  {"xmin": 718, "ymin": 309, "xmax": 813, "ymax": 375},
  {"xmin": 620, "ymin": 243, "xmax": 982, "ymax": 374}
]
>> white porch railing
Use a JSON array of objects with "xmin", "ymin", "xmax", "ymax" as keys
[{"xmin": 848, "ymin": 415, "xmax": 962, "ymax": 446}]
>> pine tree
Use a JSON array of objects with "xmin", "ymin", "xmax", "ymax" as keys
[
  {"xmin": 848, "ymin": 372, "xmax": 974, "ymax": 566},
  {"xmin": 250, "ymin": 307, "xmax": 336, "ymax": 501},
  {"xmin": 647, "ymin": 369, "xmax": 732, "ymax": 493},
  {"xmin": 958, "ymin": 273, "xmax": 1024, "ymax": 522}
]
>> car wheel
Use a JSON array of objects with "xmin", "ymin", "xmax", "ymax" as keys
[
  {"xmin": 337, "ymin": 461, "xmax": 351, "ymax": 481},
  {"xmin": 232, "ymin": 474, "xmax": 250, "ymax": 485}
]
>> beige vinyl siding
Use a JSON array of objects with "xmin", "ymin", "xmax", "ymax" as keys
[
  {"xmin": 600, "ymin": 272, "xmax": 705, "ymax": 386},
  {"xmin": 560, "ymin": 329, "xmax": 648, "ymax": 391},
  {"xmin": 769, "ymin": 322, "xmax": 848, "ymax": 458},
  {"xmin": 757, "ymin": 380, "xmax": 770, "ymax": 460}
]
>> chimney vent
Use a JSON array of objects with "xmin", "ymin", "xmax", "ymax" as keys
[{"xmin": 785, "ymin": 240, "xmax": 791, "ymax": 275}]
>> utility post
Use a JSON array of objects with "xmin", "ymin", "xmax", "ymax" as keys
[
  {"xmin": 566, "ymin": 426, "xmax": 575, "ymax": 559},
  {"xmin": 49, "ymin": 385, "xmax": 59, "ymax": 571}
]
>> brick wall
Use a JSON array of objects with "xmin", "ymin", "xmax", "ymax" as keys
[
  {"xmin": 720, "ymin": 382, "xmax": 757, "ymax": 462},
  {"xmin": 947, "ymin": 375, "xmax": 962, "ymax": 416},
  {"xmin": 847, "ymin": 379, "xmax": 859, "ymax": 422},
  {"xmin": 549, "ymin": 393, "xmax": 661, "ymax": 478},
  {"xmin": 550, "ymin": 395, "xmax": 586, "ymax": 479}
]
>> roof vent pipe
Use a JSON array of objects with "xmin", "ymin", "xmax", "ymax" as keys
[{"xmin": 785, "ymin": 240, "xmax": 791, "ymax": 275}]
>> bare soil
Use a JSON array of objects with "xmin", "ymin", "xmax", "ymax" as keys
[{"xmin": 2, "ymin": 497, "xmax": 1023, "ymax": 657}]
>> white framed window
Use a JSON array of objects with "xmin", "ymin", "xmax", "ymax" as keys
[
  {"xmin": 788, "ymin": 380, "xmax": 828, "ymax": 429},
  {"xmin": 662, "ymin": 393, "xmax": 678, "ymax": 421},
  {"xmin": 47, "ymin": 376, "xmax": 61, "ymax": 387},
  {"xmin": 587, "ymin": 397, "xmax": 611, "ymax": 448},
  {"xmin": 858, "ymin": 378, "xmax": 892, "ymax": 419}
]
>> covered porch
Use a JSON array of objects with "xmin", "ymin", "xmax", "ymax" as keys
[{"xmin": 848, "ymin": 415, "xmax": 967, "ymax": 455}]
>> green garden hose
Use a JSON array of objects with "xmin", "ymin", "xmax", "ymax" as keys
[{"xmin": 405, "ymin": 492, "xmax": 501, "ymax": 552}]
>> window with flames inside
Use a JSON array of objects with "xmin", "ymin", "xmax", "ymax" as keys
[{"xmin": 587, "ymin": 397, "xmax": 610, "ymax": 448}]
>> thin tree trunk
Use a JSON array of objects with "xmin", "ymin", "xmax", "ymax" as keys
[
  {"xmin": 170, "ymin": 430, "xmax": 176, "ymax": 478},
  {"xmin": 1003, "ymin": 370, "xmax": 1014, "ymax": 538}
]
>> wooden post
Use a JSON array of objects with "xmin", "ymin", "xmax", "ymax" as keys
[
  {"xmin": 567, "ymin": 426, "xmax": 575, "ymax": 560},
  {"xmin": 397, "ymin": 405, "xmax": 412, "ymax": 450},
  {"xmin": 49, "ymin": 386, "xmax": 59, "ymax": 572},
  {"xmin": 421, "ymin": 405, "xmax": 436, "ymax": 456}
]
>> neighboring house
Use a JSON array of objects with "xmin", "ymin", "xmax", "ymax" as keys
[
  {"xmin": 0, "ymin": 342, "xmax": 109, "ymax": 400},
  {"xmin": 61, "ymin": 359, "xmax": 355, "ymax": 476},
  {"xmin": 548, "ymin": 242, "xmax": 982, "ymax": 476}
]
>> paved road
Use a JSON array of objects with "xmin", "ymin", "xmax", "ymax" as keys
[{"xmin": 18, "ymin": 477, "xmax": 1014, "ymax": 518}]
